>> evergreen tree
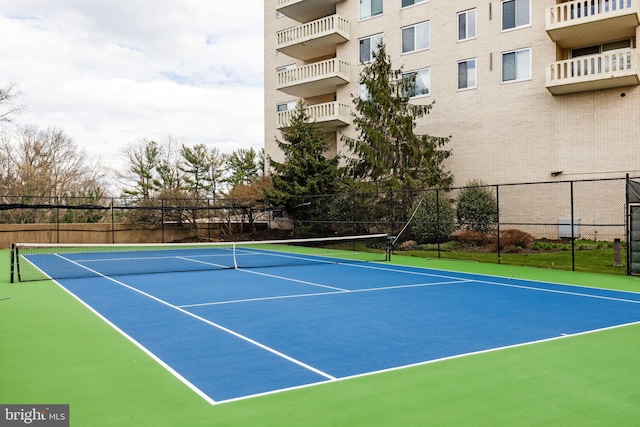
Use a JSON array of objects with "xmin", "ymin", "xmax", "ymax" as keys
[
  {"xmin": 342, "ymin": 41, "xmax": 452, "ymax": 191},
  {"xmin": 410, "ymin": 191, "xmax": 455, "ymax": 243},
  {"xmin": 226, "ymin": 147, "xmax": 260, "ymax": 188},
  {"xmin": 121, "ymin": 139, "xmax": 161, "ymax": 200},
  {"xmin": 266, "ymin": 100, "xmax": 343, "ymax": 213},
  {"xmin": 180, "ymin": 144, "xmax": 226, "ymax": 200},
  {"xmin": 456, "ymin": 180, "xmax": 498, "ymax": 233}
]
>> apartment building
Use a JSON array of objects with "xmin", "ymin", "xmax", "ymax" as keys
[{"xmin": 264, "ymin": 0, "xmax": 640, "ymax": 191}]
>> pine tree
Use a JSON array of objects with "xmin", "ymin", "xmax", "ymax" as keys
[
  {"xmin": 226, "ymin": 148, "xmax": 260, "ymax": 188},
  {"xmin": 266, "ymin": 100, "xmax": 344, "ymax": 214},
  {"xmin": 342, "ymin": 41, "xmax": 453, "ymax": 191}
]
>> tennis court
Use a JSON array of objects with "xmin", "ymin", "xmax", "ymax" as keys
[{"xmin": 10, "ymin": 236, "xmax": 640, "ymax": 406}]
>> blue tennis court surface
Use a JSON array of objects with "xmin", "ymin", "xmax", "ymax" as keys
[{"xmin": 26, "ymin": 248, "xmax": 640, "ymax": 404}]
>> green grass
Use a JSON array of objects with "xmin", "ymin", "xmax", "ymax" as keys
[
  {"xmin": 398, "ymin": 243, "xmax": 626, "ymax": 275},
  {"xmin": 2, "ymin": 249, "xmax": 640, "ymax": 426}
]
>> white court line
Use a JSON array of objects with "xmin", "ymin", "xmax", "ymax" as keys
[
  {"xmin": 472, "ymin": 278, "xmax": 640, "ymax": 305},
  {"xmin": 214, "ymin": 319, "xmax": 640, "ymax": 405},
  {"xmin": 179, "ymin": 279, "xmax": 468, "ymax": 308},
  {"xmin": 50, "ymin": 256, "xmax": 216, "ymax": 404},
  {"xmin": 174, "ymin": 255, "xmax": 470, "ymax": 309},
  {"xmin": 332, "ymin": 261, "xmax": 640, "ymax": 306},
  {"xmin": 178, "ymin": 256, "xmax": 347, "ymax": 291},
  {"xmin": 44, "ymin": 253, "xmax": 640, "ymax": 406},
  {"xmin": 235, "ymin": 268, "xmax": 349, "ymax": 291},
  {"xmin": 53, "ymin": 254, "xmax": 337, "ymax": 381}
]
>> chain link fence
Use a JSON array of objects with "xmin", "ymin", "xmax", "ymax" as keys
[
  {"xmin": 1, "ymin": 176, "xmax": 636, "ymax": 275},
  {"xmin": 0, "ymin": 195, "xmax": 275, "ymax": 247},
  {"xmin": 289, "ymin": 177, "xmax": 635, "ymax": 276}
]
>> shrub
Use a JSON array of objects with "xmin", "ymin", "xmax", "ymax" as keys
[
  {"xmin": 410, "ymin": 192, "xmax": 455, "ymax": 244},
  {"xmin": 494, "ymin": 229, "xmax": 534, "ymax": 252},
  {"xmin": 456, "ymin": 180, "xmax": 498, "ymax": 233},
  {"xmin": 456, "ymin": 230, "xmax": 495, "ymax": 247},
  {"xmin": 397, "ymin": 240, "xmax": 417, "ymax": 251}
]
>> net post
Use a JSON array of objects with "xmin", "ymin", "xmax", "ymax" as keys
[
  {"xmin": 233, "ymin": 242, "xmax": 238, "ymax": 269},
  {"xmin": 10, "ymin": 243, "xmax": 15, "ymax": 283},
  {"xmin": 385, "ymin": 235, "xmax": 395, "ymax": 262}
]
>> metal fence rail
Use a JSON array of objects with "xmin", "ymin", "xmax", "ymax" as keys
[
  {"xmin": 289, "ymin": 177, "xmax": 636, "ymax": 276},
  {"xmin": 1, "ymin": 176, "xmax": 638, "ymax": 275}
]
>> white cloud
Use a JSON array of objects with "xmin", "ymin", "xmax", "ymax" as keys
[{"xmin": 0, "ymin": 0, "xmax": 264, "ymax": 174}]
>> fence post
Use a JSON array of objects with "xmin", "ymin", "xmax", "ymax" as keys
[
  {"xmin": 207, "ymin": 198, "xmax": 211, "ymax": 242},
  {"xmin": 570, "ymin": 181, "xmax": 575, "ymax": 271},
  {"xmin": 111, "ymin": 198, "xmax": 115, "ymax": 244},
  {"xmin": 161, "ymin": 199, "xmax": 165, "ymax": 243},
  {"xmin": 10, "ymin": 243, "xmax": 15, "ymax": 283},
  {"xmin": 626, "ymin": 173, "xmax": 630, "ymax": 275},
  {"xmin": 436, "ymin": 189, "xmax": 441, "ymax": 259},
  {"xmin": 56, "ymin": 196, "xmax": 60, "ymax": 244},
  {"xmin": 496, "ymin": 185, "xmax": 501, "ymax": 264}
]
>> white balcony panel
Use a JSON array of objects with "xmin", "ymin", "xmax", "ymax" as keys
[
  {"xmin": 277, "ymin": 58, "xmax": 350, "ymax": 98},
  {"xmin": 278, "ymin": 101, "xmax": 350, "ymax": 131},
  {"xmin": 277, "ymin": 0, "xmax": 343, "ymax": 23},
  {"xmin": 546, "ymin": 49, "xmax": 640, "ymax": 95},
  {"xmin": 546, "ymin": 0, "xmax": 639, "ymax": 48},
  {"xmin": 277, "ymin": 15, "xmax": 349, "ymax": 61}
]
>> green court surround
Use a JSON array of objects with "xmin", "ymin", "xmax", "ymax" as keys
[{"xmin": 1, "ymin": 249, "xmax": 639, "ymax": 426}]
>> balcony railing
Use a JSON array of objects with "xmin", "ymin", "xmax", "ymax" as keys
[
  {"xmin": 276, "ymin": 0, "xmax": 343, "ymax": 23},
  {"xmin": 546, "ymin": 0, "xmax": 639, "ymax": 48},
  {"xmin": 546, "ymin": 49, "xmax": 640, "ymax": 94},
  {"xmin": 278, "ymin": 101, "xmax": 350, "ymax": 131},
  {"xmin": 277, "ymin": 14, "xmax": 349, "ymax": 61},
  {"xmin": 277, "ymin": 58, "xmax": 350, "ymax": 98}
]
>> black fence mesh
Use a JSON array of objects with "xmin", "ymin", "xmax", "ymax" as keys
[
  {"xmin": 288, "ymin": 177, "xmax": 636, "ymax": 276},
  {"xmin": 1, "ymin": 176, "xmax": 638, "ymax": 276}
]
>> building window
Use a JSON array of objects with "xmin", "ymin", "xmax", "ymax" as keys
[
  {"xmin": 277, "ymin": 101, "xmax": 297, "ymax": 112},
  {"xmin": 502, "ymin": 0, "xmax": 530, "ymax": 31},
  {"xmin": 458, "ymin": 59, "xmax": 477, "ymax": 90},
  {"xmin": 402, "ymin": 0, "xmax": 428, "ymax": 8},
  {"xmin": 360, "ymin": 0, "xmax": 383, "ymax": 20},
  {"xmin": 402, "ymin": 68, "xmax": 430, "ymax": 98},
  {"xmin": 276, "ymin": 64, "xmax": 296, "ymax": 73},
  {"xmin": 571, "ymin": 39, "xmax": 632, "ymax": 58},
  {"xmin": 360, "ymin": 33, "xmax": 383, "ymax": 63},
  {"xmin": 502, "ymin": 48, "xmax": 531, "ymax": 82},
  {"xmin": 458, "ymin": 9, "xmax": 476, "ymax": 41},
  {"xmin": 402, "ymin": 21, "xmax": 430, "ymax": 54},
  {"xmin": 358, "ymin": 83, "xmax": 371, "ymax": 101}
]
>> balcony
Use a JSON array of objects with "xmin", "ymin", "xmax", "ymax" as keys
[
  {"xmin": 277, "ymin": 58, "xmax": 350, "ymax": 98},
  {"xmin": 546, "ymin": 49, "xmax": 640, "ymax": 95},
  {"xmin": 277, "ymin": 14, "xmax": 349, "ymax": 61},
  {"xmin": 277, "ymin": 0, "xmax": 343, "ymax": 23},
  {"xmin": 546, "ymin": 0, "xmax": 639, "ymax": 48},
  {"xmin": 278, "ymin": 101, "xmax": 350, "ymax": 131}
]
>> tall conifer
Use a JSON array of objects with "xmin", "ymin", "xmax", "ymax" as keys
[
  {"xmin": 342, "ymin": 41, "xmax": 453, "ymax": 191},
  {"xmin": 266, "ymin": 100, "xmax": 343, "ymax": 211}
]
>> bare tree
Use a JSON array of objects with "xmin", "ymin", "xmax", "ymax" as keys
[
  {"xmin": 154, "ymin": 134, "xmax": 185, "ymax": 199},
  {"xmin": 4, "ymin": 125, "xmax": 102, "ymax": 198},
  {"xmin": 0, "ymin": 82, "xmax": 26, "ymax": 123},
  {"xmin": 0, "ymin": 125, "xmax": 105, "ymax": 223}
]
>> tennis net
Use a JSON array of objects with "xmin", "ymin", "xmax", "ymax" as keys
[{"xmin": 10, "ymin": 234, "xmax": 391, "ymax": 282}]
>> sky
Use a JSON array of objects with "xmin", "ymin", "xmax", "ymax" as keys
[{"xmin": 0, "ymin": 0, "xmax": 264, "ymax": 173}]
